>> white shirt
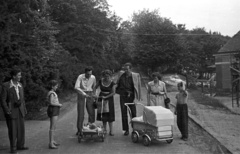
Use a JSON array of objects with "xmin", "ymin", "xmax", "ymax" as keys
[
  {"xmin": 10, "ymin": 80, "xmax": 21, "ymax": 100},
  {"xmin": 48, "ymin": 91, "xmax": 60, "ymax": 105},
  {"xmin": 74, "ymin": 74, "xmax": 96, "ymax": 96}
]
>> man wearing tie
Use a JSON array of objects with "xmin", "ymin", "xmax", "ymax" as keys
[{"xmin": 1, "ymin": 68, "xmax": 28, "ymax": 153}]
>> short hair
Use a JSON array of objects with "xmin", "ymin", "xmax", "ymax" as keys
[
  {"xmin": 177, "ymin": 82, "xmax": 183, "ymax": 87},
  {"xmin": 102, "ymin": 69, "xmax": 112, "ymax": 77},
  {"xmin": 85, "ymin": 66, "xmax": 93, "ymax": 73},
  {"xmin": 48, "ymin": 80, "xmax": 58, "ymax": 90},
  {"xmin": 10, "ymin": 68, "xmax": 21, "ymax": 78},
  {"xmin": 152, "ymin": 72, "xmax": 162, "ymax": 80},
  {"xmin": 124, "ymin": 63, "xmax": 132, "ymax": 69}
]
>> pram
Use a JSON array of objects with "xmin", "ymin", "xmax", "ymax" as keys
[
  {"xmin": 125, "ymin": 103, "xmax": 174, "ymax": 146},
  {"xmin": 78, "ymin": 98, "xmax": 105, "ymax": 143},
  {"xmin": 78, "ymin": 123, "xmax": 105, "ymax": 143}
]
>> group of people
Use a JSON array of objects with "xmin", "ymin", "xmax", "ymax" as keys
[
  {"xmin": 0, "ymin": 62, "xmax": 189, "ymax": 153},
  {"xmin": 74, "ymin": 62, "xmax": 142, "ymax": 137}
]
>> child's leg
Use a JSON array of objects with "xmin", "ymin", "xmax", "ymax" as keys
[
  {"xmin": 109, "ymin": 122, "xmax": 114, "ymax": 136},
  {"xmin": 49, "ymin": 116, "xmax": 58, "ymax": 147},
  {"xmin": 103, "ymin": 121, "xmax": 107, "ymax": 133},
  {"xmin": 182, "ymin": 105, "xmax": 188, "ymax": 139},
  {"xmin": 176, "ymin": 105, "xmax": 183, "ymax": 137}
]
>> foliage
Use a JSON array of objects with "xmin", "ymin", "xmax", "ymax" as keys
[
  {"xmin": 0, "ymin": 1, "xmax": 231, "ymax": 116},
  {"xmin": 122, "ymin": 9, "xmax": 229, "ymax": 75}
]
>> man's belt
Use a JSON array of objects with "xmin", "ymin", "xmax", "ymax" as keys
[{"xmin": 150, "ymin": 92, "xmax": 160, "ymax": 96}]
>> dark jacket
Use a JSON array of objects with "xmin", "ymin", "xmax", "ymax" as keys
[{"xmin": 1, "ymin": 81, "xmax": 27, "ymax": 118}]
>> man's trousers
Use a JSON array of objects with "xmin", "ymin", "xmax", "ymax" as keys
[{"xmin": 77, "ymin": 92, "xmax": 95, "ymax": 133}]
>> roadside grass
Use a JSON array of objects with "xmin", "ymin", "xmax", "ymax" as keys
[{"xmin": 189, "ymin": 90, "xmax": 228, "ymax": 109}]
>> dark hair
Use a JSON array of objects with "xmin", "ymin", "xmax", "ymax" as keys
[
  {"xmin": 85, "ymin": 66, "xmax": 93, "ymax": 73},
  {"xmin": 152, "ymin": 72, "xmax": 162, "ymax": 80},
  {"xmin": 102, "ymin": 69, "xmax": 112, "ymax": 76},
  {"xmin": 48, "ymin": 80, "xmax": 58, "ymax": 90},
  {"xmin": 177, "ymin": 82, "xmax": 184, "ymax": 87},
  {"xmin": 124, "ymin": 63, "xmax": 132, "ymax": 69},
  {"xmin": 10, "ymin": 68, "xmax": 21, "ymax": 78}
]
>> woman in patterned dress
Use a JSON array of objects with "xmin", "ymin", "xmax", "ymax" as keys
[{"xmin": 95, "ymin": 70, "xmax": 116, "ymax": 136}]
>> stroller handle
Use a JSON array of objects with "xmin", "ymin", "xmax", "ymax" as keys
[
  {"xmin": 125, "ymin": 103, "xmax": 150, "ymax": 125},
  {"xmin": 125, "ymin": 102, "xmax": 145, "ymax": 121}
]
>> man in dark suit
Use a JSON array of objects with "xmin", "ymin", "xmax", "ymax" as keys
[
  {"xmin": 1, "ymin": 68, "xmax": 28, "ymax": 153},
  {"xmin": 116, "ymin": 63, "xmax": 142, "ymax": 136}
]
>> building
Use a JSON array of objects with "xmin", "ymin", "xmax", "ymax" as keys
[{"xmin": 214, "ymin": 31, "xmax": 240, "ymax": 91}]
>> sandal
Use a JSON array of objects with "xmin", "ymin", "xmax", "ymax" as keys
[
  {"xmin": 49, "ymin": 144, "xmax": 58, "ymax": 149},
  {"xmin": 109, "ymin": 131, "xmax": 114, "ymax": 136},
  {"xmin": 53, "ymin": 142, "xmax": 60, "ymax": 146}
]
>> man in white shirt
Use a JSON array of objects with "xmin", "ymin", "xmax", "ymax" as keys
[{"xmin": 74, "ymin": 67, "xmax": 96, "ymax": 136}]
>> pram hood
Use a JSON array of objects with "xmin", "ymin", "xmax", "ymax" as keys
[{"xmin": 143, "ymin": 106, "xmax": 174, "ymax": 127}]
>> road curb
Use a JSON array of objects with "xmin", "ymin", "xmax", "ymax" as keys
[{"xmin": 170, "ymin": 103, "xmax": 233, "ymax": 154}]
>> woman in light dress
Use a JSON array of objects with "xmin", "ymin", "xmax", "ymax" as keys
[{"xmin": 147, "ymin": 72, "xmax": 168, "ymax": 107}]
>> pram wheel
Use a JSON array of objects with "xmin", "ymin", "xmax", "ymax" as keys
[
  {"xmin": 131, "ymin": 131, "xmax": 139, "ymax": 143},
  {"xmin": 166, "ymin": 139, "xmax": 173, "ymax": 144},
  {"xmin": 142, "ymin": 135, "xmax": 151, "ymax": 146}
]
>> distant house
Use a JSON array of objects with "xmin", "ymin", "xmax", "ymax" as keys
[{"xmin": 214, "ymin": 31, "xmax": 240, "ymax": 91}]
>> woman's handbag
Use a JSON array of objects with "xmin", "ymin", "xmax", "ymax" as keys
[
  {"xmin": 93, "ymin": 100, "xmax": 97, "ymax": 109},
  {"xmin": 97, "ymin": 98, "xmax": 109, "ymax": 113},
  {"xmin": 164, "ymin": 94, "xmax": 170, "ymax": 109}
]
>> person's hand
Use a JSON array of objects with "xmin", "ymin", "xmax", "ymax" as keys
[
  {"xmin": 101, "ymin": 96, "xmax": 107, "ymax": 99},
  {"xmin": 92, "ymin": 95, "xmax": 98, "ymax": 99},
  {"xmin": 59, "ymin": 104, "xmax": 63, "ymax": 107}
]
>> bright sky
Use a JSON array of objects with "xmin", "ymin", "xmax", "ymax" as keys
[{"xmin": 107, "ymin": 0, "xmax": 240, "ymax": 37}]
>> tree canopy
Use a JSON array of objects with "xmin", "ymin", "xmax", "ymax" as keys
[{"xmin": 0, "ymin": 1, "xmax": 230, "ymax": 115}]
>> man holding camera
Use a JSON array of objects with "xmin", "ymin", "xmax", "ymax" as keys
[{"xmin": 1, "ymin": 68, "xmax": 28, "ymax": 153}]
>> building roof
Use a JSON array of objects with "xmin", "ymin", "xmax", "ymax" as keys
[{"xmin": 218, "ymin": 31, "xmax": 240, "ymax": 53}]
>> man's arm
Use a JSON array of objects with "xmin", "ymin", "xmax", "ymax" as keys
[
  {"xmin": 92, "ymin": 77, "xmax": 97, "ymax": 95},
  {"xmin": 74, "ymin": 75, "xmax": 87, "ymax": 96},
  {"xmin": 1, "ymin": 84, "xmax": 11, "ymax": 114},
  {"xmin": 20, "ymin": 85, "xmax": 27, "ymax": 114}
]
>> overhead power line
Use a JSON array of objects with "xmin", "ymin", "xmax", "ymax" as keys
[{"xmin": 83, "ymin": 24, "xmax": 220, "ymax": 36}]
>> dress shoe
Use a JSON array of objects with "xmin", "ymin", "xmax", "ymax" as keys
[
  {"xmin": 182, "ymin": 138, "xmax": 188, "ymax": 141},
  {"xmin": 124, "ymin": 131, "xmax": 129, "ymax": 136},
  {"xmin": 17, "ymin": 147, "xmax": 29, "ymax": 150}
]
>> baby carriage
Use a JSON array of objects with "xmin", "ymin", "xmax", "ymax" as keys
[
  {"xmin": 78, "ymin": 98, "xmax": 105, "ymax": 143},
  {"xmin": 78, "ymin": 123, "xmax": 105, "ymax": 143},
  {"xmin": 125, "ymin": 103, "xmax": 174, "ymax": 146}
]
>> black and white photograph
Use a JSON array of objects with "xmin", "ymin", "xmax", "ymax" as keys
[{"xmin": 0, "ymin": 0, "xmax": 240, "ymax": 153}]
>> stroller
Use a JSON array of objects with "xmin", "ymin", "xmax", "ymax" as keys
[
  {"xmin": 78, "ymin": 98, "xmax": 105, "ymax": 143},
  {"xmin": 125, "ymin": 103, "xmax": 174, "ymax": 146}
]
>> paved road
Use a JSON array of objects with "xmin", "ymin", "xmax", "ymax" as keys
[{"xmin": 0, "ymin": 87, "xmax": 204, "ymax": 154}]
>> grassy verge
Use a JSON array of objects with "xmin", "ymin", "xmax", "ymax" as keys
[{"xmin": 189, "ymin": 90, "xmax": 228, "ymax": 110}]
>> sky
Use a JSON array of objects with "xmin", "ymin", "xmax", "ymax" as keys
[{"xmin": 107, "ymin": 0, "xmax": 240, "ymax": 37}]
